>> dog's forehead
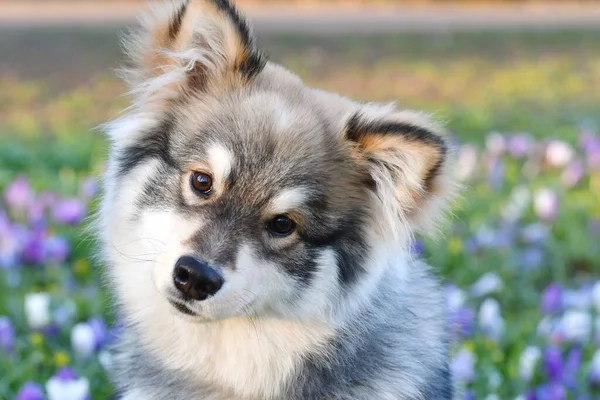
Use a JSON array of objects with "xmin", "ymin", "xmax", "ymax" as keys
[{"xmin": 173, "ymin": 90, "xmax": 339, "ymax": 178}]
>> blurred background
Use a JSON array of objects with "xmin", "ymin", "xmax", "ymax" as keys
[{"xmin": 1, "ymin": 1, "xmax": 599, "ymax": 399}]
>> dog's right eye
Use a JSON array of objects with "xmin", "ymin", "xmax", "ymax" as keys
[{"xmin": 190, "ymin": 171, "xmax": 213, "ymax": 195}]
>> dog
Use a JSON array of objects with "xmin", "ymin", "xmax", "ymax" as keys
[{"xmin": 99, "ymin": 0, "xmax": 457, "ymax": 398}]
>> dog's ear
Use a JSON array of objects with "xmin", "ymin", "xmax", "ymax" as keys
[
  {"xmin": 122, "ymin": 0, "xmax": 265, "ymax": 106},
  {"xmin": 345, "ymin": 106, "xmax": 456, "ymax": 241}
]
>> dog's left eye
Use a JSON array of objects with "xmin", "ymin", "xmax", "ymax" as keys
[
  {"xmin": 190, "ymin": 171, "xmax": 213, "ymax": 194},
  {"xmin": 267, "ymin": 215, "xmax": 296, "ymax": 236}
]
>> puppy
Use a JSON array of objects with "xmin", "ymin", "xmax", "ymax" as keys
[{"xmin": 99, "ymin": 1, "xmax": 457, "ymax": 398}]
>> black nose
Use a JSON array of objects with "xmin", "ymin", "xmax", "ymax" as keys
[{"xmin": 173, "ymin": 256, "xmax": 224, "ymax": 300}]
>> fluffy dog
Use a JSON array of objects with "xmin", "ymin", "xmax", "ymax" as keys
[{"xmin": 99, "ymin": 1, "xmax": 457, "ymax": 398}]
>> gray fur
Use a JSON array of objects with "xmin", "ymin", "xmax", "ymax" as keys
[{"xmin": 100, "ymin": 1, "xmax": 456, "ymax": 399}]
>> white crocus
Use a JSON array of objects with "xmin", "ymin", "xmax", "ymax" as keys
[
  {"xmin": 456, "ymin": 144, "xmax": 478, "ymax": 181},
  {"xmin": 519, "ymin": 346, "xmax": 541, "ymax": 382},
  {"xmin": 470, "ymin": 273, "xmax": 503, "ymax": 297},
  {"xmin": 25, "ymin": 292, "xmax": 51, "ymax": 329},
  {"xmin": 592, "ymin": 281, "xmax": 600, "ymax": 312},
  {"xmin": 71, "ymin": 322, "xmax": 96, "ymax": 359},
  {"xmin": 98, "ymin": 350, "xmax": 113, "ymax": 372},
  {"xmin": 558, "ymin": 309, "xmax": 591, "ymax": 342},
  {"xmin": 479, "ymin": 298, "xmax": 505, "ymax": 341},
  {"xmin": 46, "ymin": 376, "xmax": 89, "ymax": 400},
  {"xmin": 546, "ymin": 140, "xmax": 574, "ymax": 168},
  {"xmin": 533, "ymin": 189, "xmax": 559, "ymax": 222}
]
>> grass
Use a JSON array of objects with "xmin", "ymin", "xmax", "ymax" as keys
[{"xmin": 1, "ymin": 28, "xmax": 599, "ymax": 398}]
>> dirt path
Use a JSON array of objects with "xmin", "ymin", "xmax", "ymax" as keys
[{"xmin": 1, "ymin": 1, "xmax": 600, "ymax": 33}]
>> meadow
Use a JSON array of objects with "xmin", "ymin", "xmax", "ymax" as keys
[{"xmin": 1, "ymin": 27, "xmax": 600, "ymax": 399}]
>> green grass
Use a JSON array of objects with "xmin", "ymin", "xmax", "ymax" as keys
[{"xmin": 1, "ymin": 28, "xmax": 600, "ymax": 398}]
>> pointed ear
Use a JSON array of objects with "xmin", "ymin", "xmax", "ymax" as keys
[
  {"xmin": 122, "ymin": 0, "xmax": 265, "ymax": 106},
  {"xmin": 345, "ymin": 106, "xmax": 456, "ymax": 239}
]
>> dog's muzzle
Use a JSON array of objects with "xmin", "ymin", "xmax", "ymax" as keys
[{"xmin": 173, "ymin": 256, "xmax": 224, "ymax": 301}]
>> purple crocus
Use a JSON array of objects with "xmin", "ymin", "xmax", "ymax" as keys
[
  {"xmin": 0, "ymin": 213, "xmax": 22, "ymax": 269},
  {"xmin": 519, "ymin": 247, "xmax": 545, "ymax": 270},
  {"xmin": 507, "ymin": 134, "xmax": 535, "ymax": 158},
  {"xmin": 451, "ymin": 348, "xmax": 475, "ymax": 382},
  {"xmin": 44, "ymin": 236, "xmax": 70, "ymax": 265},
  {"xmin": 87, "ymin": 317, "xmax": 108, "ymax": 350},
  {"xmin": 589, "ymin": 349, "xmax": 600, "ymax": 385},
  {"xmin": 0, "ymin": 316, "xmax": 15, "ymax": 353},
  {"xmin": 52, "ymin": 199, "xmax": 86, "ymax": 226},
  {"xmin": 563, "ymin": 346, "xmax": 582, "ymax": 389},
  {"xmin": 541, "ymin": 283, "xmax": 563, "ymax": 314},
  {"xmin": 410, "ymin": 239, "xmax": 424, "ymax": 256},
  {"xmin": 543, "ymin": 346, "xmax": 563, "ymax": 381},
  {"xmin": 487, "ymin": 158, "xmax": 505, "ymax": 190},
  {"xmin": 535, "ymin": 383, "xmax": 566, "ymax": 400},
  {"xmin": 22, "ymin": 226, "xmax": 48, "ymax": 265},
  {"xmin": 580, "ymin": 133, "xmax": 600, "ymax": 170},
  {"xmin": 16, "ymin": 382, "xmax": 44, "ymax": 400},
  {"xmin": 561, "ymin": 161, "xmax": 585, "ymax": 188},
  {"xmin": 4, "ymin": 176, "xmax": 34, "ymax": 212},
  {"xmin": 79, "ymin": 177, "xmax": 98, "ymax": 200}
]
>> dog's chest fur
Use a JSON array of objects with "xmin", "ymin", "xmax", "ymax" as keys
[{"xmin": 111, "ymin": 263, "xmax": 452, "ymax": 400}]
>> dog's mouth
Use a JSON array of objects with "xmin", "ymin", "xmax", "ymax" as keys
[{"xmin": 168, "ymin": 299, "xmax": 197, "ymax": 316}]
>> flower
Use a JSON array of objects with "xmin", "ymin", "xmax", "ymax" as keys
[
  {"xmin": 541, "ymin": 283, "xmax": 563, "ymax": 314},
  {"xmin": 44, "ymin": 236, "xmax": 70, "ymax": 265},
  {"xmin": 452, "ymin": 347, "xmax": 475, "ymax": 382},
  {"xmin": 533, "ymin": 189, "xmax": 559, "ymax": 222},
  {"xmin": 22, "ymin": 226, "xmax": 47, "ymax": 265},
  {"xmin": 451, "ymin": 307, "xmax": 476, "ymax": 340},
  {"xmin": 589, "ymin": 349, "xmax": 600, "ymax": 384},
  {"xmin": 0, "ymin": 316, "xmax": 15, "ymax": 353},
  {"xmin": 563, "ymin": 346, "xmax": 582, "ymax": 389},
  {"xmin": 46, "ymin": 368, "xmax": 90, "ymax": 400},
  {"xmin": 87, "ymin": 317, "xmax": 108, "ymax": 350},
  {"xmin": 71, "ymin": 322, "xmax": 96, "ymax": 359},
  {"xmin": 25, "ymin": 292, "xmax": 52, "ymax": 329},
  {"xmin": 410, "ymin": 239, "xmax": 424, "ymax": 256},
  {"xmin": 4, "ymin": 176, "xmax": 34, "ymax": 211},
  {"xmin": 16, "ymin": 382, "xmax": 44, "ymax": 400},
  {"xmin": 52, "ymin": 199, "xmax": 86, "ymax": 226},
  {"xmin": 486, "ymin": 132, "xmax": 506, "ymax": 156},
  {"xmin": 79, "ymin": 177, "xmax": 98, "ymax": 200},
  {"xmin": 592, "ymin": 281, "xmax": 600, "ymax": 312},
  {"xmin": 52, "ymin": 300, "xmax": 77, "ymax": 326},
  {"xmin": 507, "ymin": 134, "xmax": 534, "ymax": 158},
  {"xmin": 518, "ymin": 247, "xmax": 545, "ymax": 270},
  {"xmin": 535, "ymin": 383, "xmax": 566, "ymax": 400},
  {"xmin": 520, "ymin": 223, "xmax": 548, "ymax": 245},
  {"xmin": 470, "ymin": 273, "xmax": 503, "ymax": 297},
  {"xmin": 545, "ymin": 140, "xmax": 574, "ymax": 168},
  {"xmin": 561, "ymin": 161, "xmax": 585, "ymax": 188},
  {"xmin": 456, "ymin": 144, "xmax": 478, "ymax": 181},
  {"xmin": 98, "ymin": 350, "xmax": 113, "ymax": 372},
  {"xmin": 487, "ymin": 158, "xmax": 505, "ymax": 190},
  {"xmin": 445, "ymin": 285, "xmax": 465, "ymax": 312},
  {"xmin": 519, "ymin": 346, "xmax": 541, "ymax": 382},
  {"xmin": 543, "ymin": 346, "xmax": 563, "ymax": 381},
  {"xmin": 556, "ymin": 309, "xmax": 591, "ymax": 342},
  {"xmin": 478, "ymin": 298, "xmax": 504, "ymax": 341}
]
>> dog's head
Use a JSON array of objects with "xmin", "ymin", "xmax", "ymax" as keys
[{"xmin": 101, "ymin": 0, "xmax": 456, "ymax": 324}]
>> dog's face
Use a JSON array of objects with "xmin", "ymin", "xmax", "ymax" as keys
[{"xmin": 101, "ymin": 0, "xmax": 455, "ymax": 324}]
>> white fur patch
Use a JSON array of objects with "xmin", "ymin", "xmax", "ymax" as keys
[
  {"xmin": 207, "ymin": 143, "xmax": 234, "ymax": 187},
  {"xmin": 268, "ymin": 187, "xmax": 309, "ymax": 214}
]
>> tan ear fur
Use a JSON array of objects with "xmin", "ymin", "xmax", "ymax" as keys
[
  {"xmin": 121, "ymin": 0, "xmax": 265, "ymax": 107},
  {"xmin": 346, "ymin": 106, "xmax": 457, "ymax": 242}
]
